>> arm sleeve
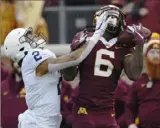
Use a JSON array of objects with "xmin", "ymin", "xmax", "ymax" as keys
[{"xmin": 48, "ymin": 33, "xmax": 101, "ymax": 72}]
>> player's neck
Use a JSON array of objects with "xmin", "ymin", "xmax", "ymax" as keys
[{"xmin": 103, "ymin": 33, "xmax": 116, "ymax": 41}]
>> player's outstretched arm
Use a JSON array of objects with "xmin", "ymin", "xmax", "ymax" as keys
[
  {"xmin": 36, "ymin": 12, "xmax": 109, "ymax": 76},
  {"xmin": 61, "ymin": 30, "xmax": 92, "ymax": 81},
  {"xmin": 61, "ymin": 30, "xmax": 88, "ymax": 81},
  {"xmin": 123, "ymin": 25, "xmax": 151, "ymax": 81},
  {"xmin": 35, "ymin": 40, "xmax": 96, "ymax": 76}
]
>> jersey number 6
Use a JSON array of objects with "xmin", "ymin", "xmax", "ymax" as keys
[
  {"xmin": 94, "ymin": 49, "xmax": 115, "ymax": 77},
  {"xmin": 32, "ymin": 51, "xmax": 42, "ymax": 61}
]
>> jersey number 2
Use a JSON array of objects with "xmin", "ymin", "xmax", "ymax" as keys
[
  {"xmin": 32, "ymin": 51, "xmax": 42, "ymax": 61},
  {"xmin": 94, "ymin": 49, "xmax": 115, "ymax": 77}
]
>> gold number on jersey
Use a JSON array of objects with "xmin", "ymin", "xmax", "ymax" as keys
[{"xmin": 94, "ymin": 49, "xmax": 114, "ymax": 77}]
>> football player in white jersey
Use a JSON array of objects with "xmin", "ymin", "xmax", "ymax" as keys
[{"xmin": 3, "ymin": 12, "xmax": 109, "ymax": 128}]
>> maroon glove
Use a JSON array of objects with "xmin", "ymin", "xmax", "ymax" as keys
[
  {"xmin": 118, "ymin": 24, "xmax": 151, "ymax": 48},
  {"xmin": 70, "ymin": 30, "xmax": 93, "ymax": 51},
  {"xmin": 127, "ymin": 24, "xmax": 151, "ymax": 44}
]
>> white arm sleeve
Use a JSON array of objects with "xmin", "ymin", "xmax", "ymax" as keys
[{"xmin": 48, "ymin": 33, "xmax": 101, "ymax": 72}]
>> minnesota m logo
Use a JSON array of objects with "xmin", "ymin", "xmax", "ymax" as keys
[{"xmin": 78, "ymin": 107, "xmax": 88, "ymax": 115}]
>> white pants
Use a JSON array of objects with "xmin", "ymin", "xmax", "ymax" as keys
[{"xmin": 18, "ymin": 110, "xmax": 62, "ymax": 128}]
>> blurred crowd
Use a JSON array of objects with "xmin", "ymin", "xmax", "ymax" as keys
[
  {"xmin": 45, "ymin": 0, "xmax": 160, "ymax": 32},
  {"xmin": 1, "ymin": 0, "xmax": 48, "ymax": 45},
  {"xmin": 1, "ymin": 0, "xmax": 160, "ymax": 128},
  {"xmin": 1, "ymin": 0, "xmax": 160, "ymax": 45}
]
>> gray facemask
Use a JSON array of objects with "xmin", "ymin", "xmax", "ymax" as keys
[{"xmin": 106, "ymin": 15, "xmax": 119, "ymax": 33}]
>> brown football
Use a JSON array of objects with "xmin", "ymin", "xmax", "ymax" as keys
[{"xmin": 118, "ymin": 29, "xmax": 136, "ymax": 48}]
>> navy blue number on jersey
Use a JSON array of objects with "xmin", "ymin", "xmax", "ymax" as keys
[{"xmin": 32, "ymin": 51, "xmax": 42, "ymax": 61}]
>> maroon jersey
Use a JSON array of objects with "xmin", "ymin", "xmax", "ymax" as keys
[
  {"xmin": 75, "ymin": 37, "xmax": 132, "ymax": 110},
  {"xmin": 115, "ymin": 80, "xmax": 130, "ymax": 117},
  {"xmin": 125, "ymin": 73, "xmax": 160, "ymax": 128},
  {"xmin": 61, "ymin": 81, "xmax": 74, "ymax": 124},
  {"xmin": 1, "ymin": 70, "xmax": 27, "ymax": 128},
  {"xmin": 61, "ymin": 81, "xmax": 79, "ymax": 126},
  {"xmin": 115, "ymin": 80, "xmax": 130, "ymax": 128},
  {"xmin": 1, "ymin": 65, "xmax": 9, "ymax": 81}
]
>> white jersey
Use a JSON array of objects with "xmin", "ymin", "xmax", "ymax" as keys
[{"xmin": 21, "ymin": 48, "xmax": 61, "ymax": 118}]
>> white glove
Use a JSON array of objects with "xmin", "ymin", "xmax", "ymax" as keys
[
  {"xmin": 128, "ymin": 123, "xmax": 138, "ymax": 128},
  {"xmin": 127, "ymin": 24, "xmax": 142, "ymax": 34},
  {"xmin": 94, "ymin": 11, "xmax": 108, "ymax": 36},
  {"xmin": 78, "ymin": 32, "xmax": 88, "ymax": 43},
  {"xmin": 89, "ymin": 12, "xmax": 108, "ymax": 44}
]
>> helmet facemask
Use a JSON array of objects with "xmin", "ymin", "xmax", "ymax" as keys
[
  {"xmin": 93, "ymin": 5, "xmax": 126, "ymax": 34},
  {"xmin": 105, "ymin": 15, "xmax": 119, "ymax": 33},
  {"xmin": 19, "ymin": 27, "xmax": 47, "ymax": 49}
]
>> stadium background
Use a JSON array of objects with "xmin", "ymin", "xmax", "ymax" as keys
[{"xmin": 1, "ymin": 0, "xmax": 160, "ymax": 128}]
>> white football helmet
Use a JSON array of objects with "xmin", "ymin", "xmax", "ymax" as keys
[
  {"xmin": 4, "ymin": 28, "xmax": 32, "ymax": 63},
  {"xmin": 4, "ymin": 27, "xmax": 46, "ymax": 63}
]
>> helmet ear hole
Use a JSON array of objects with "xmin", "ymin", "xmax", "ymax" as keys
[{"xmin": 19, "ymin": 47, "xmax": 24, "ymax": 51}]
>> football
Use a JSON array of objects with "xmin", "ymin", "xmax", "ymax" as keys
[
  {"xmin": 118, "ymin": 25, "xmax": 151, "ymax": 48},
  {"xmin": 118, "ymin": 29, "xmax": 136, "ymax": 48}
]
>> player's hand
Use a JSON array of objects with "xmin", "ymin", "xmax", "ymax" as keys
[
  {"xmin": 94, "ymin": 12, "xmax": 108, "ymax": 35},
  {"xmin": 129, "ymin": 24, "xmax": 151, "ymax": 39},
  {"xmin": 141, "ymin": 25, "xmax": 151, "ymax": 41},
  {"xmin": 127, "ymin": 24, "xmax": 151, "ymax": 45},
  {"xmin": 127, "ymin": 24, "xmax": 142, "ymax": 34},
  {"xmin": 128, "ymin": 123, "xmax": 138, "ymax": 128}
]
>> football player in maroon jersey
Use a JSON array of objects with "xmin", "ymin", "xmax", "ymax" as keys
[
  {"xmin": 126, "ymin": 33, "xmax": 160, "ymax": 128},
  {"xmin": 62, "ymin": 5, "xmax": 151, "ymax": 128}
]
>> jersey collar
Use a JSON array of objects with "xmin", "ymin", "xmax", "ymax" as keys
[{"xmin": 100, "ymin": 37, "xmax": 118, "ymax": 48}]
